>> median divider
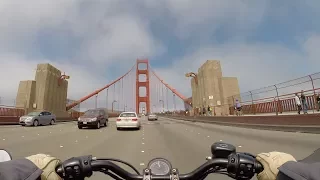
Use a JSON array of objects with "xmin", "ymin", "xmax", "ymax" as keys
[{"xmin": 160, "ymin": 114, "xmax": 320, "ymax": 134}]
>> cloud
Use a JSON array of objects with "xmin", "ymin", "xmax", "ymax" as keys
[
  {"xmin": 154, "ymin": 34, "xmax": 320, "ymax": 103},
  {"xmin": 1, "ymin": 0, "xmax": 320, "ymax": 112},
  {"xmin": 160, "ymin": 0, "xmax": 267, "ymax": 39},
  {"xmin": 0, "ymin": 0, "xmax": 165, "ymax": 110}
]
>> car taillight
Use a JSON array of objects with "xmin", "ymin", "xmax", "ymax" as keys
[
  {"xmin": 132, "ymin": 118, "xmax": 138, "ymax": 121},
  {"xmin": 117, "ymin": 118, "xmax": 121, "ymax": 121}
]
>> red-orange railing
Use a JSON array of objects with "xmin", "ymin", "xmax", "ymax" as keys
[{"xmin": 0, "ymin": 107, "xmax": 25, "ymax": 117}]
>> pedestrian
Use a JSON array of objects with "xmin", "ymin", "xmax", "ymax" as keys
[
  {"xmin": 294, "ymin": 93, "xmax": 301, "ymax": 114},
  {"xmin": 235, "ymin": 99, "xmax": 242, "ymax": 116},
  {"xmin": 300, "ymin": 90, "xmax": 308, "ymax": 114},
  {"xmin": 316, "ymin": 92, "xmax": 320, "ymax": 111},
  {"xmin": 207, "ymin": 105, "xmax": 211, "ymax": 116},
  {"xmin": 202, "ymin": 107, "xmax": 206, "ymax": 116}
]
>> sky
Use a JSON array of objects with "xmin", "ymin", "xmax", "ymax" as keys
[{"xmin": 1, "ymin": 0, "xmax": 320, "ymax": 111}]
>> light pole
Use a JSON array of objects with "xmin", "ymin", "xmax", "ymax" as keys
[
  {"xmin": 159, "ymin": 100, "xmax": 164, "ymax": 113},
  {"xmin": 185, "ymin": 72, "xmax": 198, "ymax": 114},
  {"xmin": 152, "ymin": 105, "xmax": 156, "ymax": 113},
  {"xmin": 112, "ymin": 100, "xmax": 117, "ymax": 112},
  {"xmin": 95, "ymin": 94, "xmax": 98, "ymax": 109}
]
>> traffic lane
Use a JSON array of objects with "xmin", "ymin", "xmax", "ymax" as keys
[
  {"xmin": 161, "ymin": 116, "xmax": 320, "ymax": 160},
  {"xmin": 0, "ymin": 118, "xmax": 235, "ymax": 179},
  {"xmin": 1, "ymin": 117, "xmax": 317, "ymax": 180},
  {"xmin": 141, "ymin": 118, "xmax": 229, "ymax": 180},
  {"xmin": 0, "ymin": 118, "xmax": 155, "ymax": 179}
]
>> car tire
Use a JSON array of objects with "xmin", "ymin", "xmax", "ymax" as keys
[
  {"xmin": 78, "ymin": 125, "xmax": 82, "ymax": 129},
  {"xmin": 50, "ymin": 119, "xmax": 55, "ymax": 125},
  {"xmin": 104, "ymin": 119, "xmax": 107, "ymax": 126},
  {"xmin": 33, "ymin": 120, "xmax": 39, "ymax": 127},
  {"xmin": 96, "ymin": 121, "xmax": 100, "ymax": 129},
  {"xmin": 117, "ymin": 127, "xmax": 120, "ymax": 130}
]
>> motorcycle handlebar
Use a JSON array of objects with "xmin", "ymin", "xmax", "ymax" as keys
[{"xmin": 56, "ymin": 152, "xmax": 263, "ymax": 180}]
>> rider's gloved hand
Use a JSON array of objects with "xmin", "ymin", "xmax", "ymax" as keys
[
  {"xmin": 26, "ymin": 154, "xmax": 62, "ymax": 180},
  {"xmin": 256, "ymin": 152, "xmax": 296, "ymax": 180}
]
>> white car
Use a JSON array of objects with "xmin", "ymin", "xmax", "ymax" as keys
[{"xmin": 116, "ymin": 112, "xmax": 141, "ymax": 130}]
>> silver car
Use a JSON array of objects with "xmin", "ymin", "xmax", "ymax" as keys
[
  {"xmin": 116, "ymin": 112, "xmax": 141, "ymax": 130},
  {"xmin": 148, "ymin": 113, "xmax": 158, "ymax": 121},
  {"xmin": 19, "ymin": 111, "xmax": 56, "ymax": 126}
]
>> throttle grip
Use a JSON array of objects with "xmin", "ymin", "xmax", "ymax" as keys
[{"xmin": 55, "ymin": 164, "xmax": 64, "ymax": 177}]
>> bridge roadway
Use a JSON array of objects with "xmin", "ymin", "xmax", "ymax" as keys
[{"xmin": 1, "ymin": 117, "xmax": 320, "ymax": 180}]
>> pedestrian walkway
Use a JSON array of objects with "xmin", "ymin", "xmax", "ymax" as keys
[{"xmin": 229, "ymin": 110, "xmax": 320, "ymax": 116}]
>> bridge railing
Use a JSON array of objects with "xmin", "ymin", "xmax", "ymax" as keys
[
  {"xmin": 0, "ymin": 106, "xmax": 25, "ymax": 117},
  {"xmin": 229, "ymin": 89, "xmax": 320, "ymax": 115},
  {"xmin": 227, "ymin": 72, "xmax": 320, "ymax": 115}
]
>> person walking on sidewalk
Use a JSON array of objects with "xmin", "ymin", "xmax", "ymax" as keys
[
  {"xmin": 300, "ymin": 90, "xmax": 308, "ymax": 114},
  {"xmin": 316, "ymin": 92, "xmax": 320, "ymax": 111},
  {"xmin": 235, "ymin": 99, "xmax": 242, "ymax": 116},
  {"xmin": 207, "ymin": 105, "xmax": 212, "ymax": 116},
  {"xmin": 294, "ymin": 93, "xmax": 301, "ymax": 114},
  {"xmin": 202, "ymin": 106, "xmax": 206, "ymax": 116}
]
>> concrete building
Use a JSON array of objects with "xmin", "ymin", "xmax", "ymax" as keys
[
  {"xmin": 190, "ymin": 60, "xmax": 240, "ymax": 116},
  {"xmin": 16, "ymin": 64, "xmax": 69, "ymax": 117}
]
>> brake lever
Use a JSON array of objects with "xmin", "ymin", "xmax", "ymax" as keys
[
  {"xmin": 240, "ymin": 152, "xmax": 256, "ymax": 158},
  {"xmin": 100, "ymin": 169, "xmax": 123, "ymax": 180}
]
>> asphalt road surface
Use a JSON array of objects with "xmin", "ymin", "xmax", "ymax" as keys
[{"xmin": 1, "ymin": 116, "xmax": 320, "ymax": 180}]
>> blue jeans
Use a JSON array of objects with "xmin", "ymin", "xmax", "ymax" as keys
[{"xmin": 302, "ymin": 101, "xmax": 308, "ymax": 113}]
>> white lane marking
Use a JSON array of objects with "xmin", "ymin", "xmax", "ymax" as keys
[
  {"xmin": 219, "ymin": 140, "xmax": 222, "ymax": 141},
  {"xmin": 142, "ymin": 142, "xmax": 145, "ymax": 145},
  {"xmin": 141, "ymin": 151, "xmax": 144, "ymax": 153},
  {"xmin": 37, "ymin": 134, "xmax": 40, "ymax": 135},
  {"xmin": 238, "ymin": 146, "xmax": 242, "ymax": 148},
  {"xmin": 2, "ymin": 138, "xmax": 5, "ymax": 140},
  {"xmin": 140, "ymin": 163, "xmax": 145, "ymax": 166},
  {"xmin": 60, "ymin": 145, "xmax": 64, "ymax": 148},
  {"xmin": 198, "ymin": 133, "xmax": 200, "ymax": 135},
  {"xmin": 86, "ymin": 136, "xmax": 88, "ymax": 138},
  {"xmin": 22, "ymin": 136, "xmax": 24, "ymax": 138},
  {"xmin": 207, "ymin": 136, "xmax": 210, "ymax": 138},
  {"xmin": 100, "ymin": 131, "xmax": 102, "ymax": 132},
  {"xmin": 49, "ymin": 132, "xmax": 52, "ymax": 134},
  {"xmin": 75, "ymin": 140, "xmax": 78, "ymax": 143},
  {"xmin": 142, "ymin": 137, "xmax": 144, "ymax": 139}
]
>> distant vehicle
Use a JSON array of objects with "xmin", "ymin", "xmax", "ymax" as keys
[
  {"xmin": 78, "ymin": 108, "xmax": 108, "ymax": 129},
  {"xmin": 19, "ymin": 111, "xmax": 56, "ymax": 126},
  {"xmin": 148, "ymin": 113, "xmax": 158, "ymax": 121},
  {"xmin": 116, "ymin": 112, "xmax": 141, "ymax": 130}
]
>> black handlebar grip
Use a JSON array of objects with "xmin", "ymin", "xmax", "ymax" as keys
[
  {"xmin": 255, "ymin": 161, "xmax": 264, "ymax": 174},
  {"xmin": 55, "ymin": 164, "xmax": 64, "ymax": 177}
]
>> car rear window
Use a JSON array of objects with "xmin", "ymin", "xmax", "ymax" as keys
[
  {"xmin": 119, "ymin": 113, "xmax": 136, "ymax": 117},
  {"xmin": 84, "ymin": 110, "xmax": 99, "ymax": 116}
]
